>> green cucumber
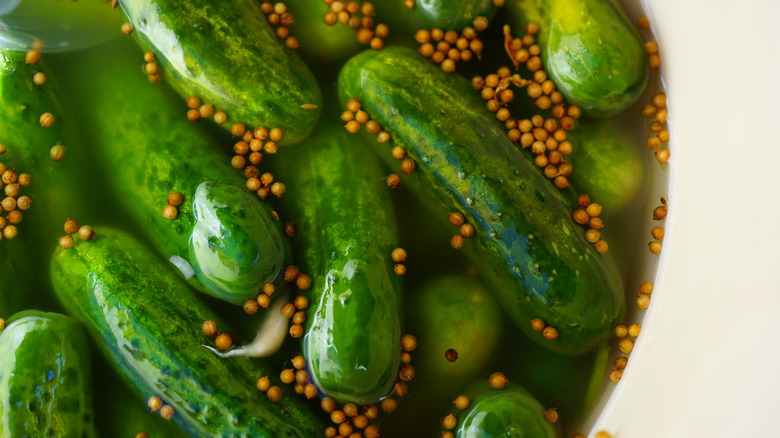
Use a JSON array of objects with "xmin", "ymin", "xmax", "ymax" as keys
[
  {"xmin": 338, "ymin": 47, "xmax": 624, "ymax": 355},
  {"xmin": 454, "ymin": 382, "xmax": 557, "ymax": 438},
  {"xmin": 58, "ymin": 39, "xmax": 289, "ymax": 305},
  {"xmin": 416, "ymin": 0, "xmax": 497, "ymax": 29},
  {"xmin": 508, "ymin": 0, "xmax": 648, "ymax": 117},
  {"xmin": 567, "ymin": 116, "xmax": 648, "ymax": 214},
  {"xmin": 411, "ymin": 276, "xmax": 502, "ymax": 396},
  {"xmin": 271, "ymin": 122, "xmax": 402, "ymax": 404},
  {"xmin": 0, "ymin": 310, "xmax": 97, "ymax": 437},
  {"xmin": 0, "ymin": 48, "xmax": 97, "ymax": 314},
  {"xmin": 287, "ymin": 0, "xmax": 362, "ymax": 62},
  {"xmin": 117, "ymin": 0, "xmax": 322, "ymax": 145},
  {"xmin": 50, "ymin": 226, "xmax": 324, "ymax": 437}
]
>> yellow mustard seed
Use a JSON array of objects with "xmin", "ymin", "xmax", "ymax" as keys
[
  {"xmin": 394, "ymin": 381, "xmax": 408, "ymax": 397},
  {"xmin": 391, "ymin": 248, "xmax": 408, "ymax": 263},
  {"xmin": 213, "ymin": 110, "xmax": 227, "ymax": 124},
  {"xmin": 159, "ymin": 405, "xmax": 175, "ymax": 420},
  {"xmin": 381, "ymin": 397, "xmax": 397, "ymax": 414},
  {"xmin": 292, "ymin": 311, "xmax": 306, "ymax": 325},
  {"xmin": 400, "ymin": 157, "xmax": 415, "ymax": 174},
  {"xmin": 256, "ymin": 293, "xmax": 270, "ymax": 309},
  {"xmin": 303, "ymin": 383, "xmax": 317, "ymax": 399},
  {"xmin": 543, "ymin": 409, "xmax": 558, "ymax": 423},
  {"xmin": 162, "ymin": 205, "xmax": 178, "ymax": 220},
  {"xmin": 59, "ymin": 235, "xmax": 74, "ymax": 249},
  {"xmin": 401, "ymin": 333, "xmax": 417, "ymax": 351},
  {"xmin": 147, "ymin": 395, "xmax": 163, "ymax": 411},
  {"xmin": 321, "ymin": 397, "xmax": 336, "ymax": 413},
  {"xmin": 338, "ymin": 422, "xmax": 352, "ymax": 437},
  {"xmin": 614, "ymin": 356, "xmax": 628, "ymax": 370},
  {"xmin": 618, "ymin": 338, "xmax": 634, "ymax": 355},
  {"xmin": 656, "ymin": 149, "xmax": 671, "ymax": 163},
  {"xmin": 460, "ymin": 223, "xmax": 475, "ymax": 238},
  {"xmin": 39, "ymin": 112, "xmax": 55, "ymax": 128},
  {"xmin": 542, "ymin": 326, "xmax": 559, "ymax": 340},
  {"xmin": 199, "ymin": 104, "xmax": 214, "ymax": 118},
  {"xmin": 648, "ymin": 241, "xmax": 662, "ymax": 254},
  {"xmin": 50, "ymin": 145, "xmax": 65, "ymax": 161},
  {"xmin": 636, "ymin": 294, "xmax": 651, "ymax": 309},
  {"xmin": 595, "ymin": 431, "xmax": 614, "ymax": 438},
  {"xmin": 628, "ymin": 324, "xmax": 641, "ymax": 338},
  {"xmin": 453, "ymin": 395, "xmax": 470, "ymax": 410},
  {"xmin": 215, "ymin": 333, "xmax": 233, "ymax": 350},
  {"xmin": 134, "ymin": 432, "xmax": 149, "ymax": 438},
  {"xmin": 443, "ymin": 413, "xmax": 457, "ymax": 430},
  {"xmin": 280, "ymin": 368, "xmax": 295, "ymax": 384},
  {"xmin": 653, "ymin": 205, "xmax": 668, "ymax": 220},
  {"xmin": 489, "ymin": 371, "xmax": 508, "ymax": 389},
  {"xmin": 166, "ymin": 192, "xmax": 184, "ymax": 206},
  {"xmin": 243, "ymin": 299, "xmax": 259, "ymax": 315},
  {"xmin": 399, "ymin": 363, "xmax": 415, "ymax": 382},
  {"xmin": 296, "ymin": 273, "xmax": 312, "ymax": 290},
  {"xmin": 651, "ymin": 226, "xmax": 665, "ymax": 240},
  {"xmin": 450, "ymin": 234, "xmax": 464, "ymax": 249},
  {"xmin": 16, "ymin": 196, "xmax": 32, "ymax": 211},
  {"xmin": 77, "ymin": 225, "xmax": 95, "ymax": 241},
  {"xmin": 120, "ymin": 22, "xmax": 133, "ymax": 35},
  {"xmin": 294, "ymin": 295, "xmax": 309, "ymax": 310},
  {"xmin": 386, "ymin": 173, "xmax": 401, "ymax": 189},
  {"xmin": 201, "ymin": 320, "xmax": 218, "ymax": 338},
  {"xmin": 33, "ymin": 72, "xmax": 47, "ymax": 85},
  {"xmin": 256, "ymin": 376, "xmax": 271, "ymax": 392},
  {"xmin": 25, "ymin": 49, "xmax": 41, "ymax": 64},
  {"xmin": 615, "ymin": 323, "xmax": 628, "ymax": 338},
  {"xmin": 186, "ymin": 109, "xmax": 200, "ymax": 121},
  {"xmin": 639, "ymin": 281, "xmax": 654, "ymax": 295},
  {"xmin": 266, "ymin": 386, "xmax": 283, "ymax": 402},
  {"xmin": 608, "ymin": 369, "xmax": 622, "ymax": 383}
]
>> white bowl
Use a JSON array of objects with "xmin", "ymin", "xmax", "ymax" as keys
[{"xmin": 586, "ymin": 0, "xmax": 780, "ymax": 436}]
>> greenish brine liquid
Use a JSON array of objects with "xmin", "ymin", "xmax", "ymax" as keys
[{"xmin": 0, "ymin": 0, "xmax": 668, "ymax": 436}]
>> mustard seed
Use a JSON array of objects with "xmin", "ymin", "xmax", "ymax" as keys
[
  {"xmin": 120, "ymin": 22, "xmax": 133, "ymax": 35},
  {"xmin": 256, "ymin": 376, "xmax": 271, "ymax": 392},
  {"xmin": 614, "ymin": 356, "xmax": 628, "ymax": 370},
  {"xmin": 59, "ymin": 235, "xmax": 74, "ymax": 249},
  {"xmin": 381, "ymin": 397, "xmax": 397, "ymax": 413},
  {"xmin": 638, "ymin": 281, "xmax": 654, "ymax": 294},
  {"xmin": 608, "ymin": 369, "xmax": 622, "ymax": 383},
  {"xmin": 267, "ymin": 386, "xmax": 283, "ymax": 402},
  {"xmin": 543, "ymin": 409, "xmax": 558, "ymax": 423},
  {"xmin": 256, "ymin": 293, "xmax": 270, "ymax": 308},
  {"xmin": 636, "ymin": 294, "xmax": 651, "ymax": 309},
  {"xmin": 49, "ymin": 145, "xmax": 65, "ymax": 161},
  {"xmin": 201, "ymin": 320, "xmax": 218, "ymax": 338},
  {"xmin": 33, "ymin": 72, "xmax": 47, "ymax": 85},
  {"xmin": 162, "ymin": 205, "xmax": 178, "ymax": 220},
  {"xmin": 25, "ymin": 49, "xmax": 41, "ymax": 64},
  {"xmin": 39, "ymin": 112, "xmax": 55, "ymax": 127},
  {"xmin": 489, "ymin": 372, "xmax": 508, "ymax": 389},
  {"xmin": 147, "ymin": 395, "xmax": 162, "ymax": 411},
  {"xmin": 648, "ymin": 241, "xmax": 662, "ymax": 254},
  {"xmin": 628, "ymin": 324, "xmax": 641, "ymax": 338},
  {"xmin": 443, "ymin": 413, "xmax": 457, "ymax": 429},
  {"xmin": 78, "ymin": 225, "xmax": 95, "ymax": 241},
  {"xmin": 215, "ymin": 333, "xmax": 233, "ymax": 350},
  {"xmin": 618, "ymin": 338, "xmax": 634, "ymax": 354},
  {"xmin": 450, "ymin": 234, "xmax": 464, "ymax": 249},
  {"xmin": 453, "ymin": 395, "xmax": 470, "ymax": 410},
  {"xmin": 542, "ymin": 326, "xmax": 559, "ymax": 340}
]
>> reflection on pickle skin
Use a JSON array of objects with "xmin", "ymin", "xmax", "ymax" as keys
[{"xmin": 188, "ymin": 181, "xmax": 285, "ymax": 304}]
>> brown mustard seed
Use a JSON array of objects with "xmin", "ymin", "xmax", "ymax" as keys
[
  {"xmin": 542, "ymin": 326, "xmax": 559, "ymax": 340},
  {"xmin": 489, "ymin": 372, "xmax": 508, "ymax": 389},
  {"xmin": 162, "ymin": 205, "xmax": 178, "ymax": 220},
  {"xmin": 64, "ymin": 218, "xmax": 79, "ymax": 235},
  {"xmin": 201, "ymin": 320, "xmax": 218, "ymax": 338},
  {"xmin": 444, "ymin": 348, "xmax": 459, "ymax": 362},
  {"xmin": 399, "ymin": 363, "xmax": 415, "ymax": 382},
  {"xmin": 77, "ymin": 225, "xmax": 95, "ymax": 241},
  {"xmin": 283, "ymin": 221, "xmax": 297, "ymax": 237},
  {"xmin": 166, "ymin": 192, "xmax": 184, "ymax": 206},
  {"xmin": 215, "ymin": 333, "xmax": 233, "ymax": 350},
  {"xmin": 147, "ymin": 395, "xmax": 163, "ymax": 411},
  {"xmin": 401, "ymin": 333, "xmax": 417, "ymax": 351},
  {"xmin": 653, "ymin": 205, "xmax": 668, "ymax": 220},
  {"xmin": 266, "ymin": 386, "xmax": 283, "ymax": 402}
]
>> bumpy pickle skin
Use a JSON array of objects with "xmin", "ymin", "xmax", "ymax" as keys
[
  {"xmin": 509, "ymin": 0, "xmax": 649, "ymax": 117},
  {"xmin": 0, "ymin": 48, "xmax": 96, "ymax": 314},
  {"xmin": 49, "ymin": 227, "xmax": 324, "ymax": 438},
  {"xmin": 117, "ymin": 0, "xmax": 322, "ymax": 145},
  {"xmin": 270, "ymin": 122, "xmax": 402, "ymax": 404},
  {"xmin": 0, "ymin": 310, "xmax": 97, "ymax": 438},
  {"xmin": 417, "ymin": 0, "xmax": 497, "ymax": 29},
  {"xmin": 338, "ymin": 47, "xmax": 624, "ymax": 355},
  {"xmin": 56, "ymin": 39, "xmax": 289, "ymax": 305}
]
